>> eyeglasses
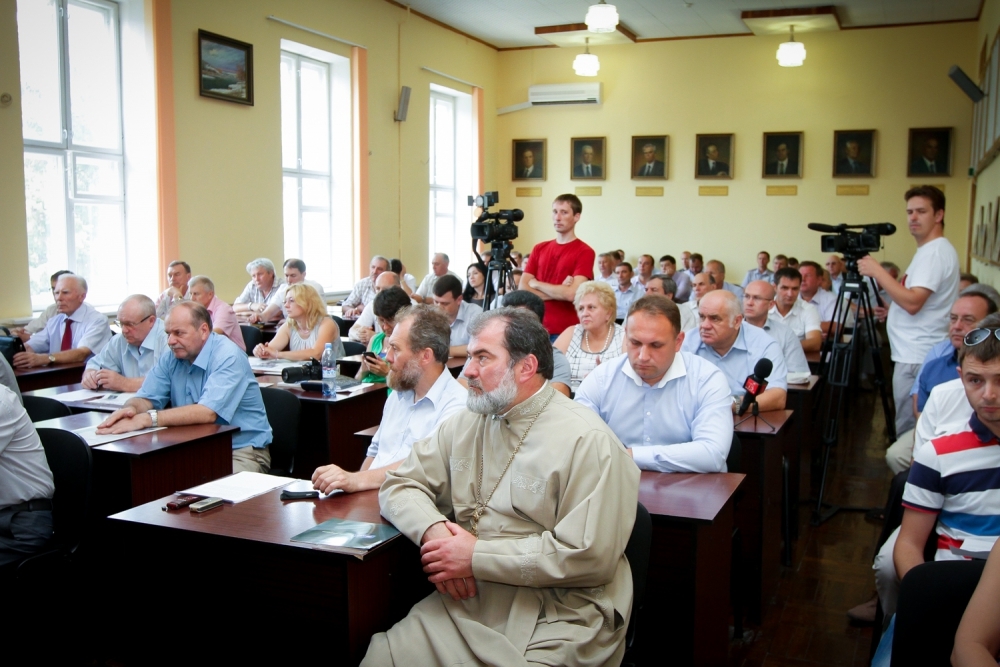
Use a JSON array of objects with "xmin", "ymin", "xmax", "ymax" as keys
[
  {"xmin": 743, "ymin": 294, "xmax": 772, "ymax": 304},
  {"xmin": 964, "ymin": 328, "xmax": 1000, "ymax": 346},
  {"xmin": 116, "ymin": 314, "xmax": 153, "ymax": 329}
]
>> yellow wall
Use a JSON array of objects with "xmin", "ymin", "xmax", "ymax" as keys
[
  {"xmin": 169, "ymin": 0, "xmax": 498, "ymax": 300},
  {"xmin": 0, "ymin": 0, "xmax": 31, "ymax": 320},
  {"xmin": 496, "ymin": 23, "xmax": 976, "ymax": 281},
  {"xmin": 972, "ymin": 0, "xmax": 1000, "ymax": 287}
]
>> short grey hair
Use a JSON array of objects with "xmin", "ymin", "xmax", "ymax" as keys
[
  {"xmin": 372, "ymin": 255, "xmax": 390, "ymax": 269},
  {"xmin": 168, "ymin": 301, "xmax": 213, "ymax": 330},
  {"xmin": 435, "ymin": 252, "xmax": 450, "ymax": 263},
  {"xmin": 57, "ymin": 274, "xmax": 88, "ymax": 293},
  {"xmin": 396, "ymin": 304, "xmax": 451, "ymax": 364},
  {"xmin": 188, "ymin": 275, "xmax": 215, "ymax": 293},
  {"xmin": 649, "ymin": 274, "xmax": 677, "ymax": 296},
  {"xmin": 246, "ymin": 258, "xmax": 275, "ymax": 275},
  {"xmin": 121, "ymin": 294, "xmax": 155, "ymax": 319},
  {"xmin": 467, "ymin": 307, "xmax": 553, "ymax": 380}
]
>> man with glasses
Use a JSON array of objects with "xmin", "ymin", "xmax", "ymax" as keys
[
  {"xmin": 81, "ymin": 295, "xmax": 168, "ymax": 392},
  {"xmin": 870, "ymin": 313, "xmax": 1000, "ymax": 621},
  {"xmin": 742, "ymin": 281, "xmax": 809, "ymax": 375}
]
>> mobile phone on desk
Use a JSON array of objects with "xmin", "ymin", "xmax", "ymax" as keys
[
  {"xmin": 280, "ymin": 489, "xmax": 320, "ymax": 501},
  {"xmin": 163, "ymin": 494, "xmax": 201, "ymax": 511},
  {"xmin": 189, "ymin": 497, "xmax": 225, "ymax": 513}
]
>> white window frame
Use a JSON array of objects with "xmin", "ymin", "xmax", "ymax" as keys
[{"xmin": 428, "ymin": 83, "xmax": 474, "ymax": 269}]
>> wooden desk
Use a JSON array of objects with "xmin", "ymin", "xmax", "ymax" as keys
[
  {"xmin": 14, "ymin": 361, "xmax": 86, "ymax": 392},
  {"xmin": 787, "ymin": 376, "xmax": 822, "ymax": 538},
  {"xmin": 106, "ymin": 488, "xmax": 429, "ymax": 664},
  {"xmin": 733, "ymin": 409, "xmax": 794, "ymax": 624},
  {"xmin": 35, "ymin": 411, "xmax": 236, "ymax": 516},
  {"xmin": 255, "ymin": 377, "xmax": 388, "ymax": 475},
  {"xmin": 23, "ymin": 383, "xmax": 117, "ymax": 413},
  {"xmin": 805, "ymin": 350, "xmax": 821, "ymax": 374},
  {"xmin": 637, "ymin": 472, "xmax": 744, "ymax": 666}
]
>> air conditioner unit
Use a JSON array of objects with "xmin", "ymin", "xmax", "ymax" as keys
[{"xmin": 528, "ymin": 83, "xmax": 602, "ymax": 106}]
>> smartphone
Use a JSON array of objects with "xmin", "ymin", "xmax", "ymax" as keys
[
  {"xmin": 189, "ymin": 497, "xmax": 225, "ymax": 513},
  {"xmin": 280, "ymin": 489, "xmax": 320, "ymax": 501},
  {"xmin": 363, "ymin": 351, "xmax": 379, "ymax": 362},
  {"xmin": 163, "ymin": 494, "xmax": 201, "ymax": 511}
]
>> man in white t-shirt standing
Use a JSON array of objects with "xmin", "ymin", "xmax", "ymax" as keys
[{"xmin": 858, "ymin": 185, "xmax": 959, "ymax": 436}]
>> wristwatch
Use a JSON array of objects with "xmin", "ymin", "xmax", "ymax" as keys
[
  {"xmin": 47, "ymin": 354, "xmax": 56, "ymax": 366},
  {"xmin": 147, "ymin": 409, "xmax": 158, "ymax": 428}
]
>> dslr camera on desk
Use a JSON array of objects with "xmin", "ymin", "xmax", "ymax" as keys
[{"xmin": 281, "ymin": 359, "xmax": 361, "ymax": 392}]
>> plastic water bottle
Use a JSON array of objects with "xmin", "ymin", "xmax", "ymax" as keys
[{"xmin": 321, "ymin": 342, "xmax": 336, "ymax": 396}]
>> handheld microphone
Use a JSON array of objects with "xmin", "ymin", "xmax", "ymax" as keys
[{"xmin": 737, "ymin": 358, "xmax": 773, "ymax": 417}]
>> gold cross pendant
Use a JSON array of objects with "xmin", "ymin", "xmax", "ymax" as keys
[{"xmin": 471, "ymin": 505, "xmax": 483, "ymax": 537}]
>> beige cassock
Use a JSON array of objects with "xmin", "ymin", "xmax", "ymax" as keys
[{"xmin": 364, "ymin": 383, "xmax": 640, "ymax": 667}]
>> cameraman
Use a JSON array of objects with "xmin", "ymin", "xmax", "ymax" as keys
[
  {"xmin": 521, "ymin": 194, "xmax": 596, "ymax": 338},
  {"xmin": 857, "ymin": 185, "xmax": 959, "ymax": 436}
]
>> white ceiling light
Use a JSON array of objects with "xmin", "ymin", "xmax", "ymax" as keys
[
  {"xmin": 585, "ymin": 0, "xmax": 619, "ymax": 33},
  {"xmin": 776, "ymin": 25, "xmax": 806, "ymax": 67},
  {"xmin": 573, "ymin": 38, "xmax": 600, "ymax": 76}
]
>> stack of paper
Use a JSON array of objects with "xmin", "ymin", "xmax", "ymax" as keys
[
  {"xmin": 73, "ymin": 424, "xmax": 166, "ymax": 447},
  {"xmin": 248, "ymin": 358, "xmax": 305, "ymax": 375},
  {"xmin": 87, "ymin": 392, "xmax": 137, "ymax": 407},
  {"xmin": 181, "ymin": 471, "xmax": 297, "ymax": 503}
]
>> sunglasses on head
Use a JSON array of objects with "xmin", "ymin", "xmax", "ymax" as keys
[{"xmin": 964, "ymin": 328, "xmax": 1000, "ymax": 346}]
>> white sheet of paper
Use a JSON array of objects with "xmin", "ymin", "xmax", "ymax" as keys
[
  {"xmin": 787, "ymin": 372, "xmax": 812, "ymax": 385},
  {"xmin": 73, "ymin": 424, "xmax": 167, "ymax": 447},
  {"xmin": 180, "ymin": 471, "xmax": 297, "ymax": 504},
  {"xmin": 248, "ymin": 358, "xmax": 303, "ymax": 375},
  {"xmin": 51, "ymin": 389, "xmax": 104, "ymax": 403},
  {"xmin": 86, "ymin": 392, "xmax": 137, "ymax": 407}
]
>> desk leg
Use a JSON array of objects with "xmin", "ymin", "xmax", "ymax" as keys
[
  {"xmin": 737, "ymin": 434, "xmax": 783, "ymax": 624},
  {"xmin": 640, "ymin": 505, "xmax": 733, "ymax": 666}
]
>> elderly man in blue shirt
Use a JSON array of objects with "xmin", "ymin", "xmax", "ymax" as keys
[
  {"xmin": 311, "ymin": 304, "xmax": 467, "ymax": 494},
  {"xmin": 576, "ymin": 295, "xmax": 733, "ymax": 473},
  {"xmin": 96, "ymin": 301, "xmax": 273, "ymax": 473},
  {"xmin": 81, "ymin": 295, "xmax": 168, "ymax": 392},
  {"xmin": 13, "ymin": 274, "xmax": 111, "ymax": 369},
  {"xmin": 681, "ymin": 290, "xmax": 788, "ymax": 413}
]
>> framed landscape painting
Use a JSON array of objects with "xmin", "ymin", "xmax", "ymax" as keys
[{"xmin": 199, "ymin": 30, "xmax": 254, "ymax": 105}]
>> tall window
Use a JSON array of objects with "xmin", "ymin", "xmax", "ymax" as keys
[
  {"xmin": 429, "ymin": 84, "xmax": 473, "ymax": 267},
  {"xmin": 279, "ymin": 41, "xmax": 352, "ymax": 292},
  {"xmin": 19, "ymin": 0, "xmax": 126, "ymax": 309}
]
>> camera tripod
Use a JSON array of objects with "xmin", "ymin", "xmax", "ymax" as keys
[
  {"xmin": 811, "ymin": 259, "xmax": 896, "ymax": 525},
  {"xmin": 475, "ymin": 239, "xmax": 516, "ymax": 312}
]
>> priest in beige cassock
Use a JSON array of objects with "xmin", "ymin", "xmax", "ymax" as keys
[{"xmin": 364, "ymin": 308, "xmax": 640, "ymax": 667}]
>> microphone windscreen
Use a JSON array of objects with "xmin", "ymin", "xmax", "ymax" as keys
[{"xmin": 753, "ymin": 357, "xmax": 773, "ymax": 379}]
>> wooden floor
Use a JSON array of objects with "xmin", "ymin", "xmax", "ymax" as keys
[{"xmin": 729, "ymin": 387, "xmax": 892, "ymax": 667}]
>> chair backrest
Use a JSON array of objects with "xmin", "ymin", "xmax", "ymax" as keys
[
  {"xmin": 342, "ymin": 340, "xmax": 366, "ymax": 357},
  {"xmin": 240, "ymin": 325, "xmax": 263, "ymax": 355},
  {"xmin": 624, "ymin": 502, "xmax": 652, "ymax": 649},
  {"xmin": 726, "ymin": 433, "xmax": 742, "ymax": 474},
  {"xmin": 260, "ymin": 387, "xmax": 300, "ymax": 476},
  {"xmin": 23, "ymin": 395, "xmax": 72, "ymax": 423},
  {"xmin": 332, "ymin": 315, "xmax": 352, "ymax": 338},
  {"xmin": 35, "ymin": 428, "xmax": 92, "ymax": 555}
]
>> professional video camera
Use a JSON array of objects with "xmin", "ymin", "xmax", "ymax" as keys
[
  {"xmin": 469, "ymin": 191, "xmax": 523, "ymax": 243},
  {"xmin": 808, "ymin": 222, "xmax": 896, "ymax": 259}
]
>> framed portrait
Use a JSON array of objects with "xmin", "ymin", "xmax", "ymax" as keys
[
  {"xmin": 512, "ymin": 139, "xmax": 546, "ymax": 181},
  {"xmin": 832, "ymin": 129, "xmax": 876, "ymax": 177},
  {"xmin": 198, "ymin": 30, "xmax": 254, "ymax": 105},
  {"xmin": 695, "ymin": 134, "xmax": 734, "ymax": 179},
  {"xmin": 570, "ymin": 137, "xmax": 606, "ymax": 180},
  {"xmin": 762, "ymin": 132, "xmax": 803, "ymax": 178},
  {"xmin": 632, "ymin": 136, "xmax": 668, "ymax": 179},
  {"xmin": 907, "ymin": 127, "xmax": 952, "ymax": 177}
]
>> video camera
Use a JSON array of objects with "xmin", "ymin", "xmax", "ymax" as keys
[
  {"xmin": 808, "ymin": 222, "xmax": 896, "ymax": 258},
  {"xmin": 469, "ymin": 191, "xmax": 523, "ymax": 243}
]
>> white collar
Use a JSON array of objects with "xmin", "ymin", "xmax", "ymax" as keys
[{"xmin": 622, "ymin": 351, "xmax": 687, "ymax": 389}]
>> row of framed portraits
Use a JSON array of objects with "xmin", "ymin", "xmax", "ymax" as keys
[{"xmin": 512, "ymin": 128, "xmax": 953, "ymax": 182}]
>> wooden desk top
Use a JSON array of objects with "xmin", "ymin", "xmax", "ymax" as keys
[
  {"xmin": 638, "ymin": 471, "xmax": 744, "ymax": 523},
  {"xmin": 23, "ymin": 383, "xmax": 116, "ymax": 412},
  {"xmin": 255, "ymin": 376, "xmax": 387, "ymax": 403},
  {"xmin": 110, "ymin": 487, "xmax": 392, "ymax": 549},
  {"xmin": 14, "ymin": 361, "xmax": 86, "ymax": 379},
  {"xmin": 805, "ymin": 351, "xmax": 820, "ymax": 364},
  {"xmin": 788, "ymin": 375, "xmax": 821, "ymax": 392},
  {"xmin": 34, "ymin": 411, "xmax": 239, "ymax": 456},
  {"xmin": 733, "ymin": 409, "xmax": 794, "ymax": 435}
]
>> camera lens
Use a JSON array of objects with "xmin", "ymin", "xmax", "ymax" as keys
[{"xmin": 281, "ymin": 366, "xmax": 307, "ymax": 383}]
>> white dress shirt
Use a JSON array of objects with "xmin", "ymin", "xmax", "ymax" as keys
[
  {"xmin": 449, "ymin": 300, "xmax": 483, "ymax": 347},
  {"xmin": 26, "ymin": 302, "xmax": 112, "ymax": 358},
  {"xmin": 760, "ymin": 316, "xmax": 809, "ymax": 374},
  {"xmin": 349, "ymin": 302, "xmax": 382, "ymax": 342},
  {"xmin": 679, "ymin": 304, "xmax": 697, "ymax": 332},
  {"xmin": 85, "ymin": 317, "xmax": 169, "ymax": 377},
  {"xmin": 801, "ymin": 289, "xmax": 837, "ymax": 322},
  {"xmin": 769, "ymin": 299, "xmax": 821, "ymax": 341},
  {"xmin": 233, "ymin": 279, "xmax": 284, "ymax": 307},
  {"xmin": 575, "ymin": 352, "xmax": 733, "ymax": 473},
  {"xmin": 0, "ymin": 386, "xmax": 54, "ymax": 509},
  {"xmin": 366, "ymin": 368, "xmax": 468, "ymax": 469},
  {"xmin": 414, "ymin": 270, "xmax": 460, "ymax": 300}
]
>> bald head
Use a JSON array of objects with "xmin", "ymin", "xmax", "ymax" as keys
[
  {"xmin": 376, "ymin": 271, "xmax": 401, "ymax": 291},
  {"xmin": 701, "ymin": 290, "xmax": 741, "ymax": 319},
  {"xmin": 742, "ymin": 280, "xmax": 776, "ymax": 325}
]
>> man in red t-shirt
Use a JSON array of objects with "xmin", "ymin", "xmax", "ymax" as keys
[{"xmin": 521, "ymin": 194, "xmax": 596, "ymax": 337}]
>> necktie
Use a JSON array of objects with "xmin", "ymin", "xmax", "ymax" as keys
[
  {"xmin": 524, "ymin": 168, "xmax": 530, "ymax": 177},
  {"xmin": 645, "ymin": 164, "xmax": 651, "ymax": 176},
  {"xmin": 929, "ymin": 163, "xmax": 936, "ymax": 174},
  {"xmin": 60, "ymin": 319, "xmax": 73, "ymax": 352},
  {"xmin": 778, "ymin": 162, "xmax": 785, "ymax": 175},
  {"xmin": 586, "ymin": 165, "xmax": 591, "ymax": 177}
]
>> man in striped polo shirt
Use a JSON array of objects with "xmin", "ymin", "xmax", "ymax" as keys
[{"xmin": 872, "ymin": 312, "xmax": 1000, "ymax": 618}]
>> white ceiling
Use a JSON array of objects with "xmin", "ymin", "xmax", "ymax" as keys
[{"xmin": 400, "ymin": 0, "xmax": 981, "ymax": 49}]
